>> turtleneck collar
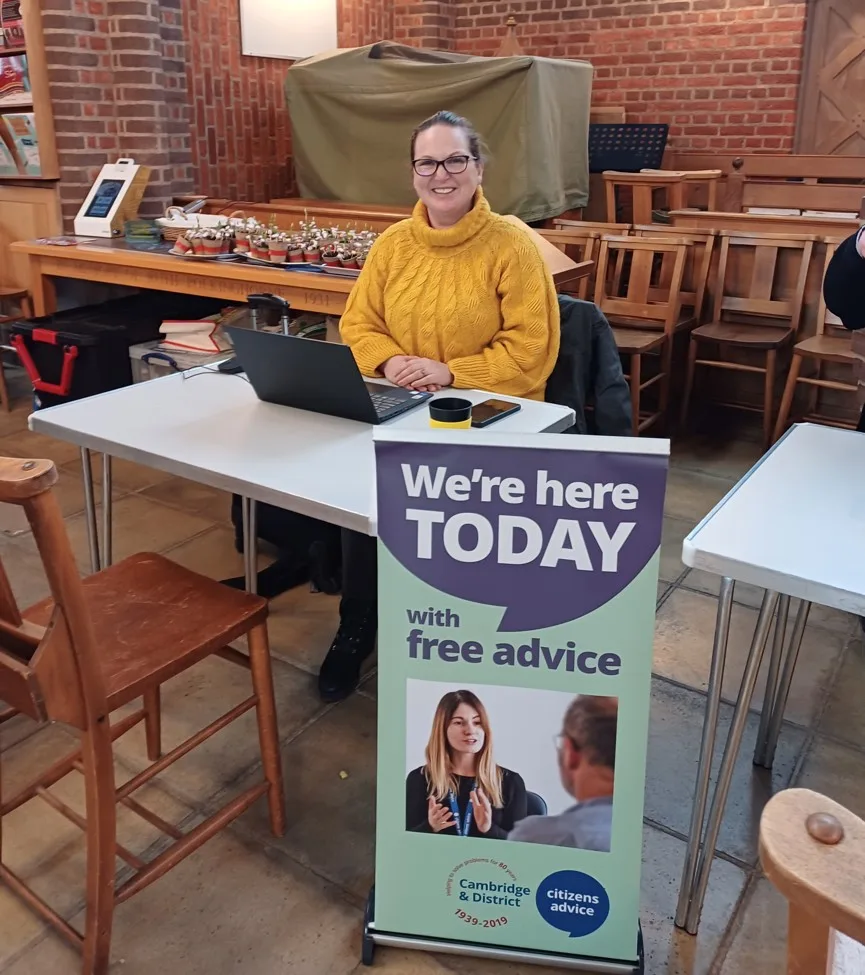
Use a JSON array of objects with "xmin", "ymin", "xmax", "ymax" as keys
[{"xmin": 410, "ymin": 187, "xmax": 493, "ymax": 252}]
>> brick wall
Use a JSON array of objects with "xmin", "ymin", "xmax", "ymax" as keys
[
  {"xmin": 453, "ymin": 0, "xmax": 808, "ymax": 152},
  {"xmin": 42, "ymin": 0, "xmax": 195, "ymax": 228}
]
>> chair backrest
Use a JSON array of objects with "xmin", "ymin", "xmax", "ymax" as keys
[
  {"xmin": 593, "ymin": 235, "xmax": 688, "ymax": 333},
  {"xmin": 525, "ymin": 791, "xmax": 547, "ymax": 817},
  {"xmin": 711, "ymin": 231, "xmax": 816, "ymax": 334},
  {"xmin": 553, "ymin": 219, "xmax": 633, "ymax": 234},
  {"xmin": 816, "ymin": 237, "xmax": 849, "ymax": 341},
  {"xmin": 538, "ymin": 229, "xmax": 600, "ymax": 300},
  {"xmin": 760, "ymin": 788, "xmax": 865, "ymax": 975},
  {"xmin": 633, "ymin": 225, "xmax": 717, "ymax": 321},
  {"xmin": 0, "ymin": 455, "xmax": 104, "ymax": 730}
]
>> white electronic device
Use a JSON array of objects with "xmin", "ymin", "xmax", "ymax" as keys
[{"xmin": 73, "ymin": 158, "xmax": 151, "ymax": 238}]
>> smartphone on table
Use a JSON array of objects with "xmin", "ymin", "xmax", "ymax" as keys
[{"xmin": 471, "ymin": 398, "xmax": 521, "ymax": 428}]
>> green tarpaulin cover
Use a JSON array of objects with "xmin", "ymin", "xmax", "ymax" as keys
[{"xmin": 286, "ymin": 43, "xmax": 592, "ymax": 223}]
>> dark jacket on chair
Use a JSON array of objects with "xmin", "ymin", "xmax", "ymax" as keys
[
  {"xmin": 823, "ymin": 229, "xmax": 865, "ymax": 432},
  {"xmin": 545, "ymin": 295, "xmax": 632, "ymax": 436}
]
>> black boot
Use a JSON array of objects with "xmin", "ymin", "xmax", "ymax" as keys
[
  {"xmin": 221, "ymin": 554, "xmax": 309, "ymax": 599},
  {"xmin": 318, "ymin": 598, "xmax": 377, "ymax": 702}
]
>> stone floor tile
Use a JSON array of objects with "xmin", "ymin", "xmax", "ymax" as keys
[
  {"xmin": 0, "ymin": 499, "xmax": 31, "ymax": 535},
  {"xmin": 680, "ymin": 570, "xmax": 856, "ymax": 638},
  {"xmin": 797, "ymin": 736, "xmax": 865, "ymax": 816},
  {"xmin": 820, "ymin": 636, "xmax": 865, "ymax": 748},
  {"xmin": 660, "ymin": 517, "xmax": 692, "ymax": 585},
  {"xmin": 0, "ymin": 427, "xmax": 83, "ymax": 467},
  {"xmin": 59, "ymin": 493, "xmax": 216, "ymax": 572},
  {"xmin": 653, "ymin": 588, "xmax": 845, "ymax": 730},
  {"xmin": 0, "ymin": 532, "xmax": 51, "ymax": 608},
  {"xmin": 663, "ymin": 468, "xmax": 734, "ymax": 524},
  {"xmin": 114, "ymin": 654, "xmax": 326, "ymax": 806},
  {"xmin": 234, "ymin": 693, "xmax": 376, "ymax": 901},
  {"xmin": 160, "ymin": 524, "xmax": 268, "ymax": 582},
  {"xmin": 670, "ymin": 435, "xmax": 765, "ymax": 483},
  {"xmin": 61, "ymin": 453, "xmax": 174, "ymax": 493},
  {"xmin": 645, "ymin": 680, "xmax": 805, "ymax": 865},
  {"xmin": 716, "ymin": 878, "xmax": 786, "ymax": 974},
  {"xmin": 351, "ymin": 948, "xmax": 453, "ymax": 974},
  {"xmin": 140, "ymin": 475, "xmax": 233, "ymax": 523},
  {"xmin": 266, "ymin": 584, "xmax": 341, "ymax": 674},
  {"xmin": 0, "ymin": 834, "xmax": 362, "ymax": 975},
  {"xmin": 0, "ymin": 887, "xmax": 46, "ymax": 970},
  {"xmin": 0, "ymin": 710, "xmax": 42, "ymax": 753}
]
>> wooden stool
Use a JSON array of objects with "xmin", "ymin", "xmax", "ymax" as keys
[
  {"xmin": 0, "ymin": 288, "xmax": 33, "ymax": 412},
  {"xmin": 0, "ymin": 455, "xmax": 285, "ymax": 975},
  {"xmin": 603, "ymin": 170, "xmax": 722, "ymax": 224},
  {"xmin": 773, "ymin": 238, "xmax": 862, "ymax": 441}
]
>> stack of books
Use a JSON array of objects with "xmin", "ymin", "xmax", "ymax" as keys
[
  {"xmin": 0, "ymin": 111, "xmax": 38, "ymax": 174},
  {"xmin": 0, "ymin": 1, "xmax": 23, "ymax": 49}
]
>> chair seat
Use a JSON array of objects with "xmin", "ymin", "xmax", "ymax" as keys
[
  {"xmin": 0, "ymin": 288, "xmax": 27, "ymax": 300},
  {"xmin": 793, "ymin": 334, "xmax": 857, "ymax": 364},
  {"xmin": 23, "ymin": 552, "xmax": 267, "ymax": 708},
  {"xmin": 692, "ymin": 321, "xmax": 794, "ymax": 350},
  {"xmin": 611, "ymin": 326, "xmax": 666, "ymax": 352}
]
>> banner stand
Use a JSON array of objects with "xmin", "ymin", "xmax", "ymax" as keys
[{"xmin": 361, "ymin": 889, "xmax": 645, "ymax": 972}]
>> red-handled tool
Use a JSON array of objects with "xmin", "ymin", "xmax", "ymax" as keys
[{"xmin": 11, "ymin": 333, "xmax": 79, "ymax": 396}]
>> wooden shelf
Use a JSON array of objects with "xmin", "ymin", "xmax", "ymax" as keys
[
  {"xmin": 0, "ymin": 173, "xmax": 55, "ymax": 181},
  {"xmin": 0, "ymin": 46, "xmax": 26, "ymax": 55},
  {"xmin": 0, "ymin": 95, "xmax": 34, "ymax": 109}
]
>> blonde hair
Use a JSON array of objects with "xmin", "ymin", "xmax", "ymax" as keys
[{"xmin": 423, "ymin": 690, "xmax": 503, "ymax": 807}]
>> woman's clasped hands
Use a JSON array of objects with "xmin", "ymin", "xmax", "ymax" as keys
[{"xmin": 384, "ymin": 355, "xmax": 453, "ymax": 393}]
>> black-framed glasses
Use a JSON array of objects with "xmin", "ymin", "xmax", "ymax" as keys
[{"xmin": 412, "ymin": 154, "xmax": 475, "ymax": 177}]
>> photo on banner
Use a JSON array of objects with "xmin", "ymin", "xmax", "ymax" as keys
[{"xmin": 371, "ymin": 429, "xmax": 668, "ymax": 968}]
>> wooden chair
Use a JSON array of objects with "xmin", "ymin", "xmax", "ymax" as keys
[
  {"xmin": 760, "ymin": 788, "xmax": 865, "ymax": 975},
  {"xmin": 0, "ymin": 288, "xmax": 32, "ymax": 413},
  {"xmin": 538, "ymin": 228, "xmax": 601, "ymax": 300},
  {"xmin": 0, "ymin": 455, "xmax": 285, "ymax": 975},
  {"xmin": 603, "ymin": 170, "xmax": 722, "ymax": 225},
  {"xmin": 552, "ymin": 219, "xmax": 632, "ymax": 234},
  {"xmin": 680, "ymin": 231, "xmax": 816, "ymax": 447},
  {"xmin": 632, "ymin": 225, "xmax": 716, "ymax": 324},
  {"xmin": 593, "ymin": 235, "xmax": 692, "ymax": 434},
  {"xmin": 773, "ymin": 239, "xmax": 861, "ymax": 442}
]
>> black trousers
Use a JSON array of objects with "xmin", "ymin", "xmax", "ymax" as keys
[
  {"xmin": 858, "ymin": 405, "xmax": 865, "ymax": 434},
  {"xmin": 342, "ymin": 528, "xmax": 377, "ymax": 603}
]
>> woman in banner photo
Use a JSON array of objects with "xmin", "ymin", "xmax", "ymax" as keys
[
  {"xmin": 406, "ymin": 689, "xmax": 528, "ymax": 839},
  {"xmin": 317, "ymin": 109, "xmax": 561, "ymax": 703}
]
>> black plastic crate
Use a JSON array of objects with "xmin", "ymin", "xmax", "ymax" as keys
[{"xmin": 10, "ymin": 292, "xmax": 227, "ymax": 408}]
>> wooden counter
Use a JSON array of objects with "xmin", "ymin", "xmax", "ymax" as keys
[
  {"xmin": 10, "ymin": 239, "xmax": 357, "ymax": 317},
  {"xmin": 11, "ymin": 237, "xmax": 593, "ymax": 318}
]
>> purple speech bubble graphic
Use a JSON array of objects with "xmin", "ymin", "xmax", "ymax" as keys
[{"xmin": 375, "ymin": 441, "xmax": 667, "ymax": 632}]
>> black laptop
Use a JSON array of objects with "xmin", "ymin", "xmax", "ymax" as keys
[{"xmin": 226, "ymin": 327, "xmax": 432, "ymax": 424}]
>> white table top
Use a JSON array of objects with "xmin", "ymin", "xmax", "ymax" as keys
[
  {"xmin": 28, "ymin": 371, "xmax": 574, "ymax": 535},
  {"xmin": 683, "ymin": 423, "xmax": 865, "ymax": 615}
]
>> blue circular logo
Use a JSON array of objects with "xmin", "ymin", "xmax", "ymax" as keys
[{"xmin": 535, "ymin": 870, "xmax": 610, "ymax": 938}]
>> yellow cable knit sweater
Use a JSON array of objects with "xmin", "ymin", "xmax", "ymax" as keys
[{"xmin": 339, "ymin": 189, "xmax": 560, "ymax": 401}]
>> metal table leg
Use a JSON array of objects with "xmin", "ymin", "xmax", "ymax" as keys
[
  {"xmin": 101, "ymin": 453, "xmax": 113, "ymax": 568},
  {"xmin": 241, "ymin": 497, "xmax": 258, "ymax": 595},
  {"xmin": 756, "ymin": 599, "xmax": 811, "ymax": 770},
  {"xmin": 683, "ymin": 589, "xmax": 779, "ymax": 934},
  {"xmin": 675, "ymin": 576, "xmax": 735, "ymax": 929},
  {"xmin": 753, "ymin": 593, "xmax": 789, "ymax": 765},
  {"xmin": 80, "ymin": 447, "xmax": 101, "ymax": 574}
]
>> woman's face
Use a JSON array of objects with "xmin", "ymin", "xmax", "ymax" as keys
[
  {"xmin": 412, "ymin": 124, "xmax": 483, "ymax": 228},
  {"xmin": 446, "ymin": 703, "xmax": 485, "ymax": 756}
]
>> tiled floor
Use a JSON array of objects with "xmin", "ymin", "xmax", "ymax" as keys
[{"xmin": 0, "ymin": 387, "xmax": 862, "ymax": 975}]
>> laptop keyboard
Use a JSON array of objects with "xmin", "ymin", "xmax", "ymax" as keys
[{"xmin": 369, "ymin": 391, "xmax": 413, "ymax": 416}]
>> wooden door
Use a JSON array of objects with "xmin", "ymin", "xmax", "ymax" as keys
[{"xmin": 796, "ymin": 0, "xmax": 865, "ymax": 155}]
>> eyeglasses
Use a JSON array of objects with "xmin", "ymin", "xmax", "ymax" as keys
[{"xmin": 412, "ymin": 154, "xmax": 475, "ymax": 177}]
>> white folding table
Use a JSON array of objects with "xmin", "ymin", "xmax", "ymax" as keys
[
  {"xmin": 27, "ymin": 368, "xmax": 575, "ymax": 586},
  {"xmin": 675, "ymin": 423, "xmax": 865, "ymax": 934}
]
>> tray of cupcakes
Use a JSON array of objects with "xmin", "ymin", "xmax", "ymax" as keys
[{"xmin": 169, "ymin": 215, "xmax": 378, "ymax": 276}]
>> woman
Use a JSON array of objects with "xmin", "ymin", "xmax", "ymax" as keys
[
  {"xmin": 318, "ymin": 110, "xmax": 561, "ymax": 701},
  {"xmin": 823, "ymin": 226, "xmax": 865, "ymax": 433},
  {"xmin": 406, "ymin": 690, "xmax": 527, "ymax": 838}
]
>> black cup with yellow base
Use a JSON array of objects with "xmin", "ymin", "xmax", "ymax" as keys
[{"xmin": 428, "ymin": 397, "xmax": 472, "ymax": 429}]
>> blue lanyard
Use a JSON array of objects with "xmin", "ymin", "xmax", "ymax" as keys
[{"xmin": 447, "ymin": 780, "xmax": 475, "ymax": 836}]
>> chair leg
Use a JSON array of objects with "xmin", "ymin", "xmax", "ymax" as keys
[
  {"xmin": 681, "ymin": 336, "xmax": 699, "ymax": 427},
  {"xmin": 629, "ymin": 353, "xmax": 641, "ymax": 436},
  {"xmin": 659, "ymin": 337, "xmax": 673, "ymax": 419},
  {"xmin": 143, "ymin": 688, "xmax": 162, "ymax": 762},
  {"xmin": 80, "ymin": 723, "xmax": 117, "ymax": 975},
  {"xmin": 763, "ymin": 350, "xmax": 778, "ymax": 449},
  {"xmin": 247, "ymin": 623, "xmax": 286, "ymax": 837},
  {"xmin": 773, "ymin": 353, "xmax": 801, "ymax": 444},
  {"xmin": 0, "ymin": 357, "xmax": 8, "ymax": 413}
]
